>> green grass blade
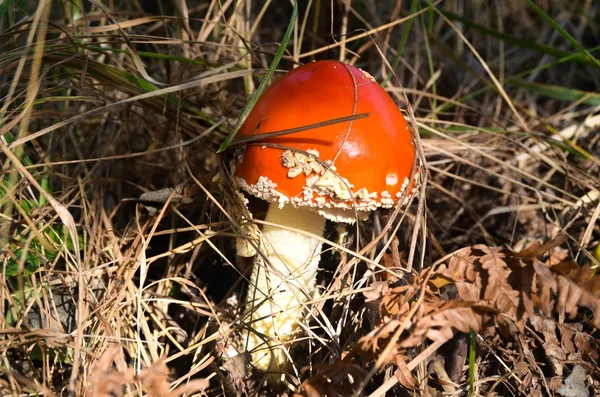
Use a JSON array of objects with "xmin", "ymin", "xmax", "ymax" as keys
[
  {"xmin": 217, "ymin": 1, "xmax": 298, "ymax": 153},
  {"xmin": 0, "ymin": 1, "xmax": 10, "ymax": 23},
  {"xmin": 421, "ymin": 1, "xmax": 437, "ymax": 112},
  {"xmin": 511, "ymin": 78, "xmax": 600, "ymax": 106},
  {"xmin": 382, "ymin": 0, "xmax": 419, "ymax": 87},
  {"xmin": 87, "ymin": 46, "xmax": 216, "ymax": 68},
  {"xmin": 469, "ymin": 330, "xmax": 476, "ymax": 396},
  {"xmin": 525, "ymin": 0, "xmax": 600, "ymax": 68},
  {"xmin": 441, "ymin": 9, "xmax": 599, "ymax": 68},
  {"xmin": 436, "ymin": 44, "xmax": 600, "ymax": 115}
]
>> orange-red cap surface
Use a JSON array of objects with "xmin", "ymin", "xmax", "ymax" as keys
[{"xmin": 233, "ymin": 60, "xmax": 418, "ymax": 222}]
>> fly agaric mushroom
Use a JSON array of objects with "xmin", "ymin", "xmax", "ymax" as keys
[{"xmin": 230, "ymin": 60, "xmax": 418, "ymax": 372}]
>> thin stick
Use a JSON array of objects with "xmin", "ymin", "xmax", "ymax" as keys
[{"xmin": 227, "ymin": 113, "xmax": 370, "ymax": 146}]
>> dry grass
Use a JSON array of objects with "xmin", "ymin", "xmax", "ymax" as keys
[{"xmin": 1, "ymin": 0, "xmax": 599, "ymax": 396}]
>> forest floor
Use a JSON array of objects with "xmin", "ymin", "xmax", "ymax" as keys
[{"xmin": 1, "ymin": 1, "xmax": 599, "ymax": 396}]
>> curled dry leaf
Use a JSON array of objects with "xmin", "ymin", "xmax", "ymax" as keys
[
  {"xmin": 395, "ymin": 358, "xmax": 417, "ymax": 389},
  {"xmin": 437, "ymin": 244, "xmax": 600, "ymax": 331},
  {"xmin": 530, "ymin": 315, "xmax": 599, "ymax": 379},
  {"xmin": 399, "ymin": 301, "xmax": 487, "ymax": 348},
  {"xmin": 356, "ymin": 289, "xmax": 490, "ymax": 367},
  {"xmin": 89, "ymin": 346, "xmax": 134, "ymax": 397},
  {"xmin": 353, "ymin": 239, "xmax": 600, "ymax": 384},
  {"xmin": 379, "ymin": 284, "xmax": 417, "ymax": 319},
  {"xmin": 89, "ymin": 346, "xmax": 208, "ymax": 397},
  {"xmin": 515, "ymin": 234, "xmax": 566, "ymax": 259},
  {"xmin": 294, "ymin": 363, "xmax": 366, "ymax": 397},
  {"xmin": 357, "ymin": 318, "xmax": 406, "ymax": 365}
]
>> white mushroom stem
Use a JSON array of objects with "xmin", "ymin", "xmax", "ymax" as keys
[{"xmin": 244, "ymin": 204, "xmax": 325, "ymax": 372}]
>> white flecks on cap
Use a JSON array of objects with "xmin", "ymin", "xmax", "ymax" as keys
[
  {"xmin": 281, "ymin": 149, "xmax": 324, "ymax": 178},
  {"xmin": 396, "ymin": 172, "xmax": 419, "ymax": 207},
  {"xmin": 354, "ymin": 188, "xmax": 371, "ymax": 200},
  {"xmin": 357, "ymin": 66, "xmax": 377, "ymax": 83},
  {"xmin": 235, "ymin": 175, "xmax": 290, "ymax": 208},
  {"xmin": 380, "ymin": 190, "xmax": 395, "ymax": 207},
  {"xmin": 305, "ymin": 170, "xmax": 353, "ymax": 201},
  {"xmin": 236, "ymin": 173, "xmax": 411, "ymax": 210},
  {"xmin": 386, "ymin": 173, "xmax": 398, "ymax": 186},
  {"xmin": 234, "ymin": 153, "xmax": 420, "ymax": 221}
]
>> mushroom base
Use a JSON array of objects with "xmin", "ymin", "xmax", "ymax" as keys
[{"xmin": 243, "ymin": 204, "xmax": 326, "ymax": 373}]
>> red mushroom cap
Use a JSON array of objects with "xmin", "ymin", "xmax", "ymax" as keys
[{"xmin": 233, "ymin": 60, "xmax": 418, "ymax": 222}]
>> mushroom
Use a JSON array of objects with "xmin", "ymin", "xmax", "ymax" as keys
[{"xmin": 230, "ymin": 60, "xmax": 418, "ymax": 372}]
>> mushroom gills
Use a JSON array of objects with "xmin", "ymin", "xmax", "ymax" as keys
[{"xmin": 244, "ymin": 204, "xmax": 325, "ymax": 372}]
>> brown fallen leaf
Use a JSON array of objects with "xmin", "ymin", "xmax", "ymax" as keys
[
  {"xmin": 89, "ymin": 346, "xmax": 208, "ymax": 397},
  {"xmin": 353, "ymin": 239, "xmax": 600, "ymax": 389},
  {"xmin": 294, "ymin": 363, "xmax": 366, "ymax": 397}
]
